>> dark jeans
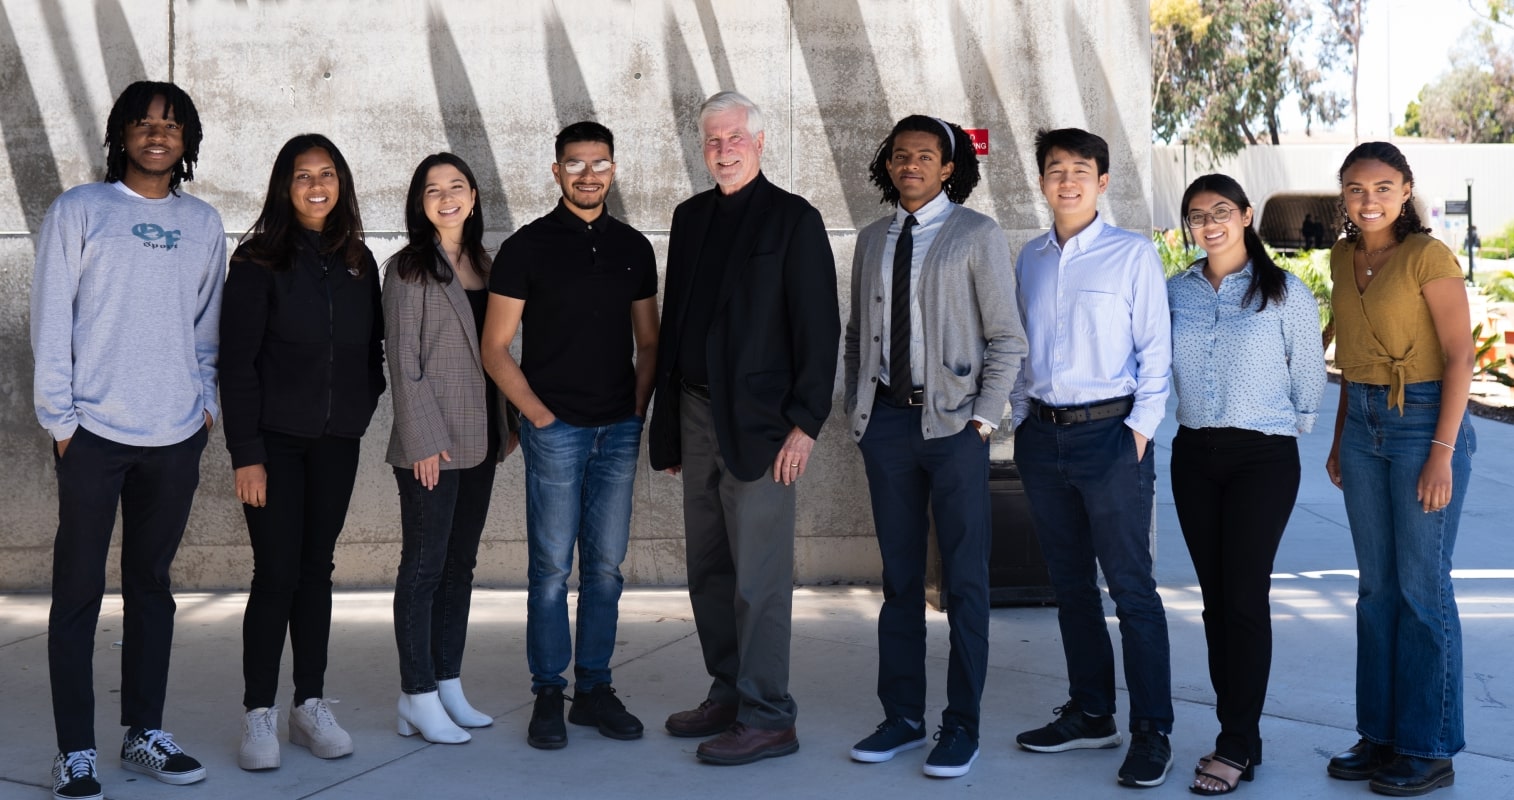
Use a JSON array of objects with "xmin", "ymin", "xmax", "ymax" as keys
[
  {"xmin": 48, "ymin": 424, "xmax": 208, "ymax": 752},
  {"xmin": 857, "ymin": 397, "xmax": 990, "ymax": 738},
  {"xmin": 1171, "ymin": 426, "xmax": 1300, "ymax": 764},
  {"xmin": 679, "ymin": 389, "xmax": 798, "ymax": 729},
  {"xmin": 392, "ymin": 456, "xmax": 497, "ymax": 695},
  {"xmin": 1015, "ymin": 412, "xmax": 1172, "ymax": 733},
  {"xmin": 241, "ymin": 431, "xmax": 362, "ymax": 710}
]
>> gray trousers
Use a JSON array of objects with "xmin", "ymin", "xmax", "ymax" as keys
[{"xmin": 679, "ymin": 389, "xmax": 797, "ymax": 729}]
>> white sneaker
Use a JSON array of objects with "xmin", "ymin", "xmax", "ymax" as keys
[
  {"xmin": 290, "ymin": 698, "xmax": 353, "ymax": 759},
  {"xmin": 239, "ymin": 706, "xmax": 280, "ymax": 770},
  {"xmin": 51, "ymin": 749, "xmax": 102, "ymax": 800}
]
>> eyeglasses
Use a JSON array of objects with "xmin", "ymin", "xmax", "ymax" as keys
[
  {"xmin": 561, "ymin": 159, "xmax": 614, "ymax": 175},
  {"xmin": 1185, "ymin": 207, "xmax": 1235, "ymax": 228}
]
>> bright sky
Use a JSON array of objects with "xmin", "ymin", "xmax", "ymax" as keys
[{"xmin": 1305, "ymin": 0, "xmax": 1485, "ymax": 138}]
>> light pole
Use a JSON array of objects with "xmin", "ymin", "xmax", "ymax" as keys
[{"xmin": 1466, "ymin": 178, "xmax": 1475, "ymax": 284}]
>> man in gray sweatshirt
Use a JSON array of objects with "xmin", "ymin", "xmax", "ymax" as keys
[{"xmin": 31, "ymin": 81, "xmax": 223, "ymax": 800}]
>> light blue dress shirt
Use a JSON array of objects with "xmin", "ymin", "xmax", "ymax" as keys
[
  {"xmin": 880, "ymin": 190, "xmax": 954, "ymax": 389},
  {"xmin": 1167, "ymin": 260, "xmax": 1327, "ymax": 436},
  {"xmin": 1010, "ymin": 214, "xmax": 1171, "ymax": 438}
]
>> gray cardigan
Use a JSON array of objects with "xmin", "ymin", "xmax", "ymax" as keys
[{"xmin": 842, "ymin": 204, "xmax": 1026, "ymax": 441}]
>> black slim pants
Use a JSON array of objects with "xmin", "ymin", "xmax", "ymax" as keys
[
  {"xmin": 241, "ymin": 431, "xmax": 361, "ymax": 710},
  {"xmin": 1170, "ymin": 426, "xmax": 1300, "ymax": 765},
  {"xmin": 48, "ymin": 425, "xmax": 208, "ymax": 753}
]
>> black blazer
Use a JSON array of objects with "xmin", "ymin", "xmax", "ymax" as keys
[{"xmin": 649, "ymin": 173, "xmax": 840, "ymax": 482}]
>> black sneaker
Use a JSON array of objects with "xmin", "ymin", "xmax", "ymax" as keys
[
  {"xmin": 51, "ymin": 749, "xmax": 102, "ymax": 800},
  {"xmin": 567, "ymin": 684, "xmax": 644, "ymax": 740},
  {"xmin": 119, "ymin": 729, "xmax": 206, "ymax": 785},
  {"xmin": 922, "ymin": 724, "xmax": 979, "ymax": 778},
  {"xmin": 850, "ymin": 716, "xmax": 928, "ymax": 763},
  {"xmin": 527, "ymin": 686, "xmax": 568, "ymax": 750},
  {"xmin": 1117, "ymin": 730, "xmax": 1173, "ymax": 788},
  {"xmin": 1017, "ymin": 700, "xmax": 1123, "ymax": 752}
]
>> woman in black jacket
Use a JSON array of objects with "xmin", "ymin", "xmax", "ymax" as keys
[{"xmin": 220, "ymin": 134, "xmax": 384, "ymax": 771}]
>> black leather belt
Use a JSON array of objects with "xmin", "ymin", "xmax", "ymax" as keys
[
  {"xmin": 681, "ymin": 380, "xmax": 711, "ymax": 402},
  {"xmin": 1029, "ymin": 396, "xmax": 1134, "ymax": 425},
  {"xmin": 878, "ymin": 386, "xmax": 926, "ymax": 408}
]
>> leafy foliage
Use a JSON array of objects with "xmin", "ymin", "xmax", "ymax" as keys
[
  {"xmin": 1410, "ymin": 23, "xmax": 1514, "ymax": 142},
  {"xmin": 1152, "ymin": 0, "xmax": 1346, "ymax": 162}
]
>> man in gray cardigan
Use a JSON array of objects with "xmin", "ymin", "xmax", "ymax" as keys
[{"xmin": 842, "ymin": 116, "xmax": 1025, "ymax": 779}]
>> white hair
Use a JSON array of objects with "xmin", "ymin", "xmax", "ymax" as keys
[{"xmin": 698, "ymin": 91, "xmax": 765, "ymax": 136}]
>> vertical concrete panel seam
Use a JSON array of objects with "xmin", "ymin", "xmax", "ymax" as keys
[{"xmin": 167, "ymin": 0, "xmax": 175, "ymax": 83}]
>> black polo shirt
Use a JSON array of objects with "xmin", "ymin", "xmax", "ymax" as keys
[{"xmin": 491, "ymin": 201, "xmax": 658, "ymax": 427}]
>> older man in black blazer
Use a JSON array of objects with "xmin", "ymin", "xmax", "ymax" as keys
[{"xmin": 649, "ymin": 90, "xmax": 839, "ymax": 766}]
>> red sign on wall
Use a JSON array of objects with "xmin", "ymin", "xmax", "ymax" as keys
[{"xmin": 965, "ymin": 128, "xmax": 989, "ymax": 155}]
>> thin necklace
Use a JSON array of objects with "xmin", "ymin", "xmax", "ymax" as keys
[{"xmin": 1359, "ymin": 241, "xmax": 1397, "ymax": 277}]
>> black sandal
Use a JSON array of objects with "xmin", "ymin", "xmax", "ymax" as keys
[{"xmin": 1190, "ymin": 755, "xmax": 1254, "ymax": 796}]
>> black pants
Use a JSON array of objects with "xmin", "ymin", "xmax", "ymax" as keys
[
  {"xmin": 1170, "ymin": 426, "xmax": 1300, "ymax": 765},
  {"xmin": 48, "ymin": 425, "xmax": 208, "ymax": 753},
  {"xmin": 241, "ymin": 431, "xmax": 362, "ymax": 710}
]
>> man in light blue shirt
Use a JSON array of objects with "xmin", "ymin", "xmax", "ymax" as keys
[{"xmin": 1009, "ymin": 128, "xmax": 1175, "ymax": 789}]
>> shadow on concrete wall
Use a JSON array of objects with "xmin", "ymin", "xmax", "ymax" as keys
[
  {"xmin": 1064, "ymin": 2, "xmax": 1149, "ymax": 226},
  {"xmin": 543, "ymin": 5, "xmax": 627, "ymax": 221},
  {"xmin": 94, "ymin": 0, "xmax": 147, "ymax": 109},
  {"xmin": 0, "ymin": 4, "xmax": 64, "ymax": 231},
  {"xmin": 788, "ymin": 0, "xmax": 891, "ymax": 229},
  {"xmin": 428, "ymin": 5, "xmax": 515, "ymax": 232},
  {"xmin": 662, "ymin": 6, "xmax": 709, "ymax": 194}
]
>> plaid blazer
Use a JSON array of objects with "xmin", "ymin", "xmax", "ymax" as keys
[{"xmin": 382, "ymin": 260, "xmax": 504, "ymax": 469}]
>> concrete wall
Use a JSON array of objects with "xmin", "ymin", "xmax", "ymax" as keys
[{"xmin": 0, "ymin": 0, "xmax": 1153, "ymax": 590}]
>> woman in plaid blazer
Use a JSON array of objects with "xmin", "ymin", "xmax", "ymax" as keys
[{"xmin": 383, "ymin": 152, "xmax": 515, "ymax": 744}]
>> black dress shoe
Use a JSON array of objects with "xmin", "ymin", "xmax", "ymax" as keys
[
  {"xmin": 1327, "ymin": 738, "xmax": 1395, "ymax": 780},
  {"xmin": 1369, "ymin": 755, "xmax": 1454, "ymax": 797},
  {"xmin": 527, "ymin": 686, "xmax": 567, "ymax": 750}
]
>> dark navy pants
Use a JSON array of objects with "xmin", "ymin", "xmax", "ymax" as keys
[{"xmin": 858, "ymin": 397, "xmax": 990, "ymax": 738}]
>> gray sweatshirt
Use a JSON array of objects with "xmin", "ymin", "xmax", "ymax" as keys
[{"xmin": 31, "ymin": 181, "xmax": 225, "ymax": 446}]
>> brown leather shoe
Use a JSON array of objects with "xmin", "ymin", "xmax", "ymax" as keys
[
  {"xmin": 695, "ymin": 722, "xmax": 799, "ymax": 765},
  {"xmin": 665, "ymin": 700, "xmax": 738, "ymax": 738}
]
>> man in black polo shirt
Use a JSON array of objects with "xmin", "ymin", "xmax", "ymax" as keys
[{"xmin": 482, "ymin": 121, "xmax": 659, "ymax": 750}]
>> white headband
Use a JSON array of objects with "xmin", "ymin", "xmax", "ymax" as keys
[{"xmin": 934, "ymin": 117, "xmax": 956, "ymax": 159}]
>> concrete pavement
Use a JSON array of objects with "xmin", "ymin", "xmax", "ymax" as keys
[{"xmin": 1, "ymin": 392, "xmax": 1512, "ymax": 799}]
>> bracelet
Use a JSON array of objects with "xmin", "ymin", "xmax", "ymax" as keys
[{"xmin": 1431, "ymin": 439, "xmax": 1455, "ymax": 451}]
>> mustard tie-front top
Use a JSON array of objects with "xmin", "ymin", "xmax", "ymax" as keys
[{"xmin": 1330, "ymin": 233, "xmax": 1463, "ymax": 413}]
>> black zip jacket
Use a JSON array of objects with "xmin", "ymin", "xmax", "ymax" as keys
[{"xmin": 220, "ymin": 229, "xmax": 386, "ymax": 468}]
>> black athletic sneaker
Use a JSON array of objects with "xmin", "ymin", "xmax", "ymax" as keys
[
  {"xmin": 527, "ymin": 686, "xmax": 568, "ymax": 749},
  {"xmin": 1117, "ymin": 730, "xmax": 1173, "ymax": 788},
  {"xmin": 850, "ymin": 716, "xmax": 928, "ymax": 763},
  {"xmin": 119, "ymin": 729, "xmax": 206, "ymax": 785},
  {"xmin": 1017, "ymin": 700, "xmax": 1123, "ymax": 753},
  {"xmin": 51, "ymin": 749, "xmax": 102, "ymax": 800},
  {"xmin": 922, "ymin": 724, "xmax": 979, "ymax": 778},
  {"xmin": 567, "ymin": 684, "xmax": 644, "ymax": 740}
]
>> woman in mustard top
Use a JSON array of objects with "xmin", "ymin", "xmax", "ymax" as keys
[{"xmin": 1323, "ymin": 142, "xmax": 1475, "ymax": 798}]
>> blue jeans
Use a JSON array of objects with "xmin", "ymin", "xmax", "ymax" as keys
[
  {"xmin": 520, "ymin": 415, "xmax": 642, "ymax": 693},
  {"xmin": 1014, "ymin": 412, "xmax": 1172, "ymax": 733},
  {"xmin": 1339, "ymin": 381, "xmax": 1474, "ymax": 758},
  {"xmin": 392, "ymin": 456, "xmax": 497, "ymax": 695}
]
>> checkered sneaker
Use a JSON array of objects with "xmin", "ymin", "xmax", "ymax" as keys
[
  {"xmin": 51, "ymin": 749, "xmax": 102, "ymax": 800},
  {"xmin": 120, "ymin": 729, "xmax": 206, "ymax": 785}
]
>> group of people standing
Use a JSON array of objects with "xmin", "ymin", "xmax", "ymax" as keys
[{"xmin": 30, "ymin": 78, "xmax": 1472, "ymax": 800}]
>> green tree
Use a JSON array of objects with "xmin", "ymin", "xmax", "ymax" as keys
[
  {"xmin": 1152, "ymin": 0, "xmax": 1346, "ymax": 162},
  {"xmin": 1322, "ymin": 0, "xmax": 1367, "ymax": 142},
  {"xmin": 1395, "ymin": 94, "xmax": 1423, "ymax": 137},
  {"xmin": 1416, "ymin": 24, "xmax": 1514, "ymax": 142}
]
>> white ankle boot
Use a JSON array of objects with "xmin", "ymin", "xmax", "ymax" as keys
[
  {"xmin": 397, "ymin": 691, "xmax": 470, "ymax": 744},
  {"xmin": 437, "ymin": 678, "xmax": 493, "ymax": 728}
]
